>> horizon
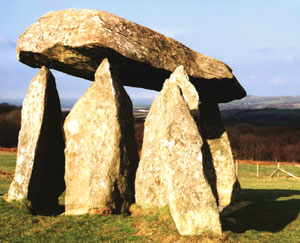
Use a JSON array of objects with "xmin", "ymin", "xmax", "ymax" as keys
[
  {"xmin": 2, "ymin": 94, "xmax": 300, "ymax": 110},
  {"xmin": 0, "ymin": 96, "xmax": 156, "ymax": 108}
]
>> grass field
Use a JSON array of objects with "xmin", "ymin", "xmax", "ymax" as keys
[{"xmin": 0, "ymin": 152, "xmax": 300, "ymax": 242}]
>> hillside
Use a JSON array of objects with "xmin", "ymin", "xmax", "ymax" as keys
[
  {"xmin": 221, "ymin": 109, "xmax": 300, "ymax": 126},
  {"xmin": 219, "ymin": 95, "xmax": 300, "ymax": 110}
]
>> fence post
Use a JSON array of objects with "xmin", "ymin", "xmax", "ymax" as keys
[{"xmin": 257, "ymin": 162, "xmax": 259, "ymax": 178}]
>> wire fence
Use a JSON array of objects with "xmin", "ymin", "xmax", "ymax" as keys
[
  {"xmin": 235, "ymin": 161, "xmax": 300, "ymax": 179},
  {"xmin": 1, "ymin": 151, "xmax": 300, "ymax": 180}
]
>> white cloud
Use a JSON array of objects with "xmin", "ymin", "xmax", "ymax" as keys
[
  {"xmin": 148, "ymin": 26, "xmax": 185, "ymax": 38},
  {"xmin": 0, "ymin": 34, "xmax": 16, "ymax": 47},
  {"xmin": 256, "ymin": 47, "xmax": 275, "ymax": 53},
  {"xmin": 269, "ymin": 76, "xmax": 289, "ymax": 86},
  {"xmin": 284, "ymin": 54, "xmax": 297, "ymax": 62}
]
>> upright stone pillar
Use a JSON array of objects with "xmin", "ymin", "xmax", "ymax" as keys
[
  {"xmin": 64, "ymin": 58, "xmax": 139, "ymax": 215},
  {"xmin": 7, "ymin": 66, "xmax": 65, "ymax": 215},
  {"xmin": 199, "ymin": 102, "xmax": 237, "ymax": 208},
  {"xmin": 135, "ymin": 66, "xmax": 221, "ymax": 236},
  {"xmin": 135, "ymin": 66, "xmax": 200, "ymax": 208}
]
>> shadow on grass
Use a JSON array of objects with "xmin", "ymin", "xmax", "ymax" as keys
[
  {"xmin": 222, "ymin": 189, "xmax": 300, "ymax": 233},
  {"xmin": 30, "ymin": 204, "xmax": 65, "ymax": 216}
]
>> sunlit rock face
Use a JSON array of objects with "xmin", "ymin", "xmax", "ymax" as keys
[
  {"xmin": 7, "ymin": 66, "xmax": 65, "ymax": 215},
  {"xmin": 16, "ymin": 9, "xmax": 246, "ymax": 103},
  {"xmin": 135, "ymin": 66, "xmax": 221, "ymax": 236},
  {"xmin": 64, "ymin": 58, "xmax": 139, "ymax": 215},
  {"xmin": 135, "ymin": 66, "xmax": 199, "ymax": 208}
]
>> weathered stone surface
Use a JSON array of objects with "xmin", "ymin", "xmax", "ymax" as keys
[
  {"xmin": 64, "ymin": 58, "xmax": 139, "ymax": 215},
  {"xmin": 199, "ymin": 102, "xmax": 237, "ymax": 208},
  {"xmin": 134, "ymin": 98, "xmax": 168, "ymax": 208},
  {"xmin": 162, "ymin": 67, "xmax": 238, "ymax": 208},
  {"xmin": 135, "ymin": 66, "xmax": 221, "ymax": 235},
  {"xmin": 6, "ymin": 66, "xmax": 65, "ymax": 215},
  {"xmin": 135, "ymin": 66, "xmax": 200, "ymax": 208},
  {"xmin": 17, "ymin": 9, "xmax": 246, "ymax": 103}
]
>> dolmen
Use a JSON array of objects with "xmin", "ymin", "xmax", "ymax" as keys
[{"xmin": 7, "ymin": 9, "xmax": 246, "ymax": 236}]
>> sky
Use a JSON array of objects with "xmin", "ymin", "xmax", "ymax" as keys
[{"xmin": 0, "ymin": 0, "xmax": 300, "ymax": 105}]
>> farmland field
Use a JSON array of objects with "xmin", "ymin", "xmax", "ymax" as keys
[{"xmin": 0, "ymin": 152, "xmax": 299, "ymax": 242}]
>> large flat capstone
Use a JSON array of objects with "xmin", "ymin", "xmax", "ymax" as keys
[{"xmin": 17, "ymin": 9, "xmax": 246, "ymax": 103}]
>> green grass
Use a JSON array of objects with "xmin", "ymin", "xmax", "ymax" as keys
[
  {"xmin": 0, "ymin": 200, "xmax": 143, "ymax": 242},
  {"xmin": 0, "ymin": 152, "xmax": 16, "ymax": 195},
  {"xmin": 0, "ymin": 152, "xmax": 300, "ymax": 242},
  {"xmin": 0, "ymin": 152, "xmax": 16, "ymax": 173}
]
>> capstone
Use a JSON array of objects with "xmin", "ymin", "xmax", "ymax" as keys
[{"xmin": 17, "ymin": 9, "xmax": 246, "ymax": 103}]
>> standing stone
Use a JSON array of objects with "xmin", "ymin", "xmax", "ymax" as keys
[
  {"xmin": 163, "ymin": 66, "xmax": 238, "ymax": 208},
  {"xmin": 199, "ymin": 102, "xmax": 237, "ymax": 208},
  {"xmin": 135, "ymin": 66, "xmax": 221, "ymax": 236},
  {"xmin": 134, "ymin": 91, "xmax": 169, "ymax": 208},
  {"xmin": 6, "ymin": 66, "xmax": 65, "ymax": 215},
  {"xmin": 135, "ymin": 66, "xmax": 199, "ymax": 208},
  {"xmin": 64, "ymin": 58, "xmax": 139, "ymax": 215}
]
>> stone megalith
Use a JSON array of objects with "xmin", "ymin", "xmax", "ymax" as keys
[
  {"xmin": 199, "ymin": 102, "xmax": 237, "ymax": 208},
  {"xmin": 135, "ymin": 66, "xmax": 199, "ymax": 208},
  {"xmin": 158, "ymin": 66, "xmax": 237, "ymax": 208},
  {"xmin": 135, "ymin": 66, "xmax": 221, "ymax": 236},
  {"xmin": 6, "ymin": 66, "xmax": 65, "ymax": 215},
  {"xmin": 16, "ymin": 9, "xmax": 246, "ymax": 103},
  {"xmin": 64, "ymin": 58, "xmax": 139, "ymax": 215}
]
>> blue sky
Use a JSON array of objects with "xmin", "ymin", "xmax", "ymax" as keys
[{"xmin": 1, "ymin": 0, "xmax": 300, "ymax": 103}]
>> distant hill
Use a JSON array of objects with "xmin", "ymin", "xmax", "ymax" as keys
[
  {"xmin": 219, "ymin": 95, "xmax": 300, "ymax": 110},
  {"xmin": 221, "ymin": 109, "xmax": 300, "ymax": 126},
  {"xmin": 132, "ymin": 95, "xmax": 300, "ymax": 111},
  {"xmin": 220, "ymin": 95, "xmax": 300, "ymax": 126}
]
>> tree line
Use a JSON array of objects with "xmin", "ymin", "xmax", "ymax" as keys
[
  {"xmin": 225, "ymin": 124, "xmax": 300, "ymax": 162},
  {"xmin": 1, "ymin": 103, "xmax": 300, "ymax": 163}
]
